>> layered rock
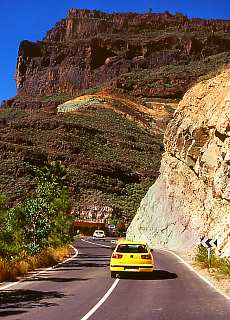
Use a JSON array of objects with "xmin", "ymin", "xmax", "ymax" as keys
[
  {"xmin": 15, "ymin": 9, "xmax": 230, "ymax": 100},
  {"xmin": 127, "ymin": 69, "xmax": 230, "ymax": 256}
]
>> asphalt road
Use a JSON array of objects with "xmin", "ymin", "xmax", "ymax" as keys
[{"xmin": 0, "ymin": 238, "xmax": 229, "ymax": 320}]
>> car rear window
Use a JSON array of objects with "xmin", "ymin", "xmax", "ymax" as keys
[{"xmin": 116, "ymin": 244, "xmax": 148, "ymax": 253}]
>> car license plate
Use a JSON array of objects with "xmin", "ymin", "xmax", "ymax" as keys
[
  {"xmin": 124, "ymin": 267, "xmax": 139, "ymax": 272},
  {"xmin": 128, "ymin": 269, "xmax": 139, "ymax": 272}
]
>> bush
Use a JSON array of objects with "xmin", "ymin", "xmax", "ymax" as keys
[
  {"xmin": 0, "ymin": 246, "xmax": 71, "ymax": 281},
  {"xmin": 0, "ymin": 161, "xmax": 73, "ymax": 259},
  {"xmin": 217, "ymin": 258, "xmax": 230, "ymax": 275},
  {"xmin": 195, "ymin": 245, "xmax": 230, "ymax": 275},
  {"xmin": 0, "ymin": 161, "xmax": 74, "ymax": 282},
  {"xmin": 195, "ymin": 245, "xmax": 209, "ymax": 263}
]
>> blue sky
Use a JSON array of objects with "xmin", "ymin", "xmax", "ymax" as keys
[{"xmin": 1, "ymin": 0, "xmax": 230, "ymax": 102}]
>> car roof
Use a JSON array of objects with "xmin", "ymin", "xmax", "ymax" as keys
[{"xmin": 117, "ymin": 239, "xmax": 148, "ymax": 245}]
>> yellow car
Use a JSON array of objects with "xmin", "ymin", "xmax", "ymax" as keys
[{"xmin": 110, "ymin": 240, "xmax": 154, "ymax": 278}]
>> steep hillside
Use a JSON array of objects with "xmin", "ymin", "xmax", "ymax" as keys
[
  {"xmin": 13, "ymin": 9, "xmax": 230, "ymax": 104},
  {"xmin": 0, "ymin": 93, "xmax": 175, "ymax": 224},
  {"xmin": 127, "ymin": 69, "xmax": 230, "ymax": 256},
  {"xmin": 3, "ymin": 8, "xmax": 230, "ymax": 232}
]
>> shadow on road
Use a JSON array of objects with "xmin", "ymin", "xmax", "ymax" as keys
[
  {"xmin": 119, "ymin": 270, "xmax": 178, "ymax": 280},
  {"xmin": 56, "ymin": 254, "xmax": 110, "ymax": 269},
  {"xmin": 25, "ymin": 276, "xmax": 91, "ymax": 283},
  {"xmin": 79, "ymin": 254, "xmax": 111, "ymax": 258},
  {"xmin": 0, "ymin": 310, "xmax": 26, "ymax": 317},
  {"xmin": 0, "ymin": 289, "xmax": 65, "ymax": 316},
  {"xmin": 53, "ymin": 267, "xmax": 83, "ymax": 271}
]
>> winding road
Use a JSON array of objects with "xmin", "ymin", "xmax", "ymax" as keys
[{"xmin": 0, "ymin": 238, "xmax": 229, "ymax": 320}]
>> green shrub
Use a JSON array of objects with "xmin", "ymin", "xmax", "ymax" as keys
[
  {"xmin": 42, "ymin": 94, "xmax": 73, "ymax": 104},
  {"xmin": 217, "ymin": 258, "xmax": 230, "ymax": 275},
  {"xmin": 195, "ymin": 245, "xmax": 209, "ymax": 263},
  {"xmin": 195, "ymin": 245, "xmax": 230, "ymax": 275},
  {"xmin": 0, "ymin": 161, "xmax": 73, "ymax": 258}
]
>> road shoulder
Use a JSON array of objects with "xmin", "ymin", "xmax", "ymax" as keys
[
  {"xmin": 0, "ymin": 245, "xmax": 78, "ymax": 290},
  {"xmin": 173, "ymin": 251, "xmax": 230, "ymax": 299}
]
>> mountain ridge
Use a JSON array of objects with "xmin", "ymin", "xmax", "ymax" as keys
[{"xmin": 13, "ymin": 8, "xmax": 230, "ymax": 104}]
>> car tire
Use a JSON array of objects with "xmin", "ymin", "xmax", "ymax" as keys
[{"xmin": 111, "ymin": 271, "xmax": 116, "ymax": 278}]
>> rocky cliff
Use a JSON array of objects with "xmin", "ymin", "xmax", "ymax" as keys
[
  {"xmin": 15, "ymin": 9, "xmax": 230, "ymax": 101},
  {"xmin": 127, "ymin": 68, "xmax": 230, "ymax": 256}
]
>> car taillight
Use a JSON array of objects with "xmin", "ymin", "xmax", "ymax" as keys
[
  {"xmin": 141, "ymin": 254, "xmax": 152, "ymax": 259},
  {"xmin": 112, "ymin": 253, "xmax": 123, "ymax": 259}
]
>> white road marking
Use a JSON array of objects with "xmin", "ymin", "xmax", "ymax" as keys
[
  {"xmin": 0, "ymin": 245, "xmax": 78, "ymax": 291},
  {"xmin": 161, "ymin": 249, "xmax": 230, "ymax": 301},
  {"xmin": 80, "ymin": 278, "xmax": 120, "ymax": 320},
  {"xmin": 80, "ymin": 238, "xmax": 120, "ymax": 319}
]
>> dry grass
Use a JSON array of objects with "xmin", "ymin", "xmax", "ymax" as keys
[
  {"xmin": 179, "ymin": 249, "xmax": 230, "ymax": 297},
  {"xmin": 0, "ymin": 246, "xmax": 72, "ymax": 282}
]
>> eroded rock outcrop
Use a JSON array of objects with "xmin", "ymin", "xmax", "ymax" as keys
[
  {"xmin": 127, "ymin": 69, "xmax": 230, "ymax": 256},
  {"xmin": 15, "ymin": 9, "xmax": 230, "ymax": 100}
]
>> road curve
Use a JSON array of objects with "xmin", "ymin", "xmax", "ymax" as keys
[{"xmin": 0, "ymin": 238, "xmax": 229, "ymax": 320}]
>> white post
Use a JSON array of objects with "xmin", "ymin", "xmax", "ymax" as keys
[{"xmin": 207, "ymin": 247, "xmax": 211, "ymax": 267}]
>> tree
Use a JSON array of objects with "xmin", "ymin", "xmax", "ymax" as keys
[
  {"xmin": 0, "ymin": 194, "xmax": 23, "ymax": 259},
  {"xmin": 7, "ymin": 161, "xmax": 73, "ymax": 255}
]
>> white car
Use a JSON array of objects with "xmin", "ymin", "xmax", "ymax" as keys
[{"xmin": 93, "ymin": 230, "xmax": 105, "ymax": 240}]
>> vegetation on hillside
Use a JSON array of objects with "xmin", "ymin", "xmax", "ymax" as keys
[
  {"xmin": 115, "ymin": 52, "xmax": 230, "ymax": 98},
  {"xmin": 0, "ymin": 99, "xmax": 168, "ymax": 225},
  {"xmin": 0, "ymin": 161, "xmax": 73, "ymax": 281}
]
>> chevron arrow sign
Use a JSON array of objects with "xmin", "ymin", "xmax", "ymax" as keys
[{"xmin": 201, "ymin": 238, "xmax": 218, "ymax": 248}]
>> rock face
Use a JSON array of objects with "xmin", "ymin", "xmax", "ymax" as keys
[
  {"xmin": 127, "ymin": 69, "xmax": 230, "ymax": 256},
  {"xmin": 15, "ymin": 9, "xmax": 230, "ymax": 100}
]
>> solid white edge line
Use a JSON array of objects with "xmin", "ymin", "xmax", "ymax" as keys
[
  {"xmin": 81, "ymin": 238, "xmax": 112, "ymax": 248},
  {"xmin": 0, "ymin": 245, "xmax": 78, "ymax": 291},
  {"xmin": 161, "ymin": 249, "xmax": 230, "ymax": 301},
  {"xmin": 80, "ymin": 278, "xmax": 120, "ymax": 320}
]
